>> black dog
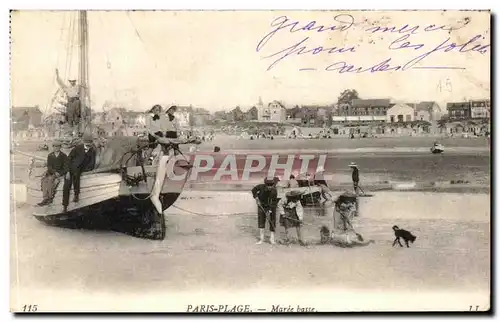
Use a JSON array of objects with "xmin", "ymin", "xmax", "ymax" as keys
[{"xmin": 392, "ymin": 225, "xmax": 416, "ymax": 248}]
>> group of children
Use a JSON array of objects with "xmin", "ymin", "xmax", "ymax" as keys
[{"xmin": 251, "ymin": 174, "xmax": 361, "ymax": 246}]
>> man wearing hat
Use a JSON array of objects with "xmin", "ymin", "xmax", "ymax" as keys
[
  {"xmin": 56, "ymin": 69, "xmax": 81, "ymax": 128},
  {"xmin": 349, "ymin": 162, "xmax": 360, "ymax": 194},
  {"xmin": 62, "ymin": 135, "xmax": 96, "ymax": 211},
  {"xmin": 348, "ymin": 162, "xmax": 361, "ymax": 216},
  {"xmin": 251, "ymin": 177, "xmax": 279, "ymax": 245},
  {"xmin": 37, "ymin": 140, "xmax": 69, "ymax": 206}
]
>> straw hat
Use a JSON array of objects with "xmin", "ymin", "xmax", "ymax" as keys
[
  {"xmin": 348, "ymin": 162, "xmax": 358, "ymax": 168},
  {"xmin": 165, "ymin": 105, "xmax": 177, "ymax": 114},
  {"xmin": 316, "ymin": 166, "xmax": 325, "ymax": 173}
]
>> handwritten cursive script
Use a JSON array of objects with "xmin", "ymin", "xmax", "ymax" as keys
[
  {"xmin": 322, "ymin": 34, "xmax": 488, "ymax": 74},
  {"xmin": 364, "ymin": 18, "xmax": 471, "ymax": 35},
  {"xmin": 256, "ymin": 15, "xmax": 489, "ymax": 74},
  {"xmin": 262, "ymin": 37, "xmax": 356, "ymax": 71},
  {"xmin": 256, "ymin": 14, "xmax": 355, "ymax": 53}
]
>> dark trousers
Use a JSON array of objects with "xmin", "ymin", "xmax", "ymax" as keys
[
  {"xmin": 63, "ymin": 170, "xmax": 81, "ymax": 206},
  {"xmin": 41, "ymin": 174, "xmax": 60, "ymax": 202},
  {"xmin": 353, "ymin": 181, "xmax": 359, "ymax": 193},
  {"xmin": 257, "ymin": 207, "xmax": 276, "ymax": 232},
  {"xmin": 66, "ymin": 98, "xmax": 81, "ymax": 127}
]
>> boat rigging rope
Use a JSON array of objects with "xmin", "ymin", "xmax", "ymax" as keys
[{"xmin": 169, "ymin": 203, "xmax": 317, "ymax": 226}]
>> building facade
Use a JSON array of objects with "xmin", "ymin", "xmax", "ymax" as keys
[
  {"xmin": 447, "ymin": 102, "xmax": 472, "ymax": 120},
  {"xmin": 170, "ymin": 106, "xmax": 193, "ymax": 128},
  {"xmin": 332, "ymin": 99, "xmax": 390, "ymax": 123},
  {"xmin": 386, "ymin": 103, "xmax": 415, "ymax": 123},
  {"xmin": 257, "ymin": 99, "xmax": 287, "ymax": 123},
  {"xmin": 470, "ymin": 99, "xmax": 490, "ymax": 119},
  {"xmin": 412, "ymin": 101, "xmax": 443, "ymax": 122},
  {"xmin": 12, "ymin": 105, "xmax": 43, "ymax": 131}
]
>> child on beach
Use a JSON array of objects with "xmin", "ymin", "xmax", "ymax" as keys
[
  {"xmin": 277, "ymin": 190, "xmax": 306, "ymax": 246},
  {"xmin": 251, "ymin": 178, "xmax": 279, "ymax": 245}
]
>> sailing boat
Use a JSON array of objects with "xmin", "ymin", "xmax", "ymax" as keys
[{"xmin": 24, "ymin": 11, "xmax": 197, "ymax": 240}]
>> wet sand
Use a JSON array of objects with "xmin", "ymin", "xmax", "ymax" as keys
[
  {"xmin": 10, "ymin": 191, "xmax": 490, "ymax": 312},
  {"xmin": 11, "ymin": 149, "xmax": 491, "ymax": 187}
]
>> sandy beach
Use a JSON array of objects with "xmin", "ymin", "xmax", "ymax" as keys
[
  {"xmin": 9, "ymin": 135, "xmax": 491, "ymax": 312},
  {"xmin": 10, "ymin": 190, "xmax": 490, "ymax": 311}
]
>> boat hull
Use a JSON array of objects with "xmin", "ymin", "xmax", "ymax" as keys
[
  {"xmin": 27, "ymin": 159, "xmax": 192, "ymax": 240},
  {"xmin": 33, "ymin": 194, "xmax": 179, "ymax": 240},
  {"xmin": 431, "ymin": 148, "xmax": 444, "ymax": 154}
]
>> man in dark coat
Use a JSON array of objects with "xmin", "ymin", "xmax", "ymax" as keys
[
  {"xmin": 37, "ymin": 141, "xmax": 68, "ymax": 206},
  {"xmin": 348, "ymin": 162, "xmax": 361, "ymax": 216},
  {"xmin": 62, "ymin": 135, "xmax": 96, "ymax": 211},
  {"xmin": 251, "ymin": 178, "xmax": 278, "ymax": 245},
  {"xmin": 349, "ymin": 162, "xmax": 360, "ymax": 194}
]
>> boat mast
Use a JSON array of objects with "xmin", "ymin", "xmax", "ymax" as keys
[{"xmin": 78, "ymin": 10, "xmax": 91, "ymax": 134}]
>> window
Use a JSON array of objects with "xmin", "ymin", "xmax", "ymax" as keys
[
  {"xmin": 397, "ymin": 115, "xmax": 404, "ymax": 122},
  {"xmin": 406, "ymin": 115, "xmax": 411, "ymax": 122},
  {"xmin": 390, "ymin": 116, "xmax": 395, "ymax": 123}
]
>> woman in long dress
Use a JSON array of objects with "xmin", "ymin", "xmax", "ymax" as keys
[{"xmin": 149, "ymin": 106, "xmax": 180, "ymax": 215}]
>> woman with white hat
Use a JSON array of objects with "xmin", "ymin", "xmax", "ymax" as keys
[{"xmin": 148, "ymin": 106, "xmax": 182, "ymax": 215}]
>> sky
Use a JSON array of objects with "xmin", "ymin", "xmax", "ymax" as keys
[{"xmin": 10, "ymin": 10, "xmax": 490, "ymax": 113}]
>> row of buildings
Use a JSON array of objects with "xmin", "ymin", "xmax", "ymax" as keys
[
  {"xmin": 11, "ymin": 97, "xmax": 490, "ymax": 138},
  {"xmin": 256, "ymin": 98, "xmax": 491, "ymax": 125}
]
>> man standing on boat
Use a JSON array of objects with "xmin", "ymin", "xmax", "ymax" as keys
[
  {"xmin": 55, "ymin": 68, "xmax": 81, "ymax": 132},
  {"xmin": 37, "ymin": 140, "xmax": 68, "ymax": 206},
  {"xmin": 62, "ymin": 135, "xmax": 96, "ymax": 212}
]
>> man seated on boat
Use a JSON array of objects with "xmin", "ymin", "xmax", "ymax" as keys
[
  {"xmin": 62, "ymin": 135, "xmax": 97, "ymax": 212},
  {"xmin": 55, "ymin": 68, "xmax": 81, "ymax": 130},
  {"xmin": 149, "ymin": 105, "xmax": 181, "ymax": 216},
  {"xmin": 37, "ymin": 140, "xmax": 69, "ymax": 206}
]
